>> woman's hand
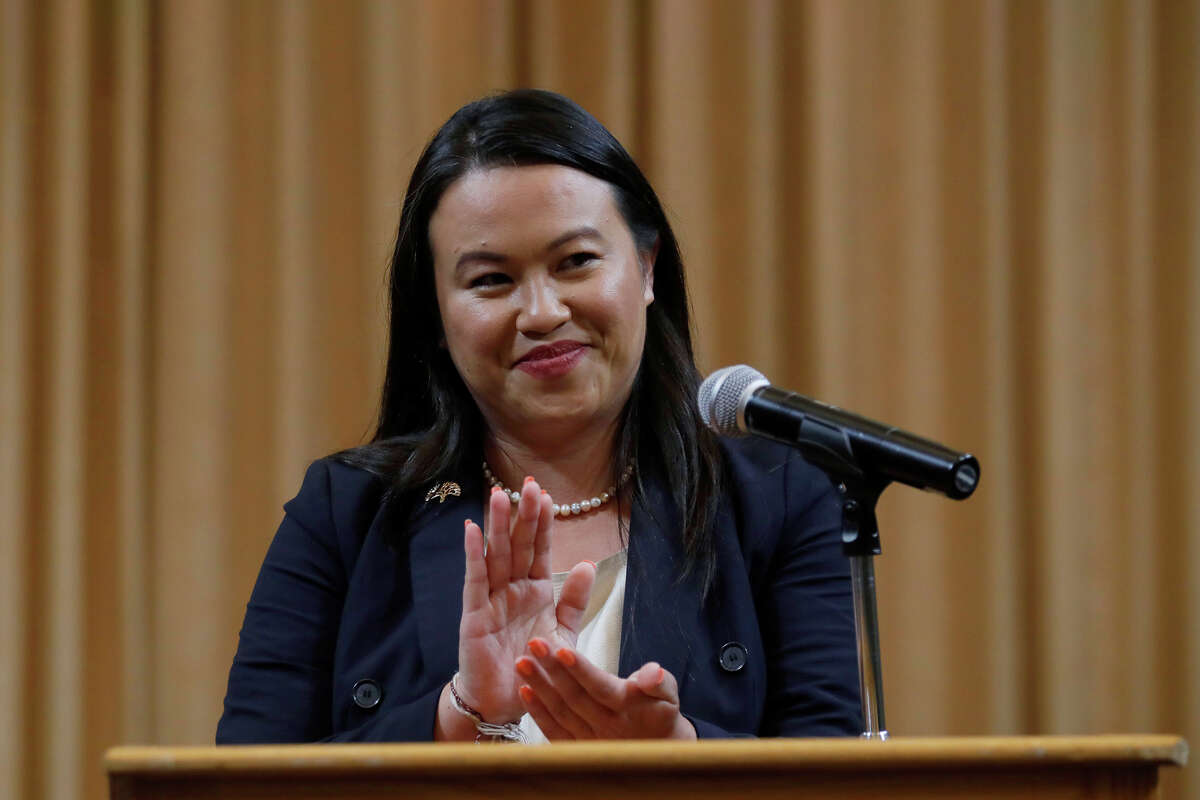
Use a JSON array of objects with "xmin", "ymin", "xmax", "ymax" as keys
[
  {"xmin": 514, "ymin": 638, "xmax": 698, "ymax": 740},
  {"xmin": 453, "ymin": 480, "xmax": 596, "ymax": 725}
]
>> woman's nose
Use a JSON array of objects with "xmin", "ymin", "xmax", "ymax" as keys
[{"xmin": 516, "ymin": 278, "xmax": 570, "ymax": 334}]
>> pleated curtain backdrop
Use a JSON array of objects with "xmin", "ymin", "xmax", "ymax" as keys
[{"xmin": 1, "ymin": 1, "xmax": 1197, "ymax": 799}]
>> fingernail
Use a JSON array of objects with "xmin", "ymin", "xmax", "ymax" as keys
[
  {"xmin": 524, "ymin": 476, "xmax": 534, "ymax": 485},
  {"xmin": 491, "ymin": 486, "xmax": 503, "ymax": 495},
  {"xmin": 516, "ymin": 658, "xmax": 535, "ymax": 677},
  {"xmin": 464, "ymin": 519, "xmax": 472, "ymax": 529},
  {"xmin": 656, "ymin": 667, "xmax": 665, "ymax": 685},
  {"xmin": 519, "ymin": 685, "xmax": 535, "ymax": 703},
  {"xmin": 556, "ymin": 648, "xmax": 577, "ymax": 668},
  {"xmin": 583, "ymin": 560, "xmax": 597, "ymax": 570},
  {"xmin": 528, "ymin": 638, "xmax": 550, "ymax": 658},
  {"xmin": 541, "ymin": 489, "xmax": 548, "ymax": 495}
]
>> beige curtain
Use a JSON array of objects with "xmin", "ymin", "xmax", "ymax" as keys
[{"xmin": 2, "ymin": 1, "xmax": 1197, "ymax": 798}]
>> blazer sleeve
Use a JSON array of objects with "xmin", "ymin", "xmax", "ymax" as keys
[
  {"xmin": 216, "ymin": 460, "xmax": 443, "ymax": 743},
  {"xmin": 756, "ymin": 453, "xmax": 862, "ymax": 736}
]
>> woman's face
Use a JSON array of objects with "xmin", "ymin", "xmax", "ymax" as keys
[{"xmin": 429, "ymin": 164, "xmax": 655, "ymax": 442}]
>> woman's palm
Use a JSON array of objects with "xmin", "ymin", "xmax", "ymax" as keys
[{"xmin": 456, "ymin": 482, "xmax": 594, "ymax": 722}]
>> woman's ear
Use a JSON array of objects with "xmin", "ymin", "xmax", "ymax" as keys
[{"xmin": 641, "ymin": 238, "xmax": 659, "ymax": 305}]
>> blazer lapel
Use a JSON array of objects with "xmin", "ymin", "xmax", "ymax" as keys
[
  {"xmin": 619, "ymin": 469, "xmax": 698, "ymax": 691},
  {"xmin": 408, "ymin": 475, "xmax": 483, "ymax": 681}
]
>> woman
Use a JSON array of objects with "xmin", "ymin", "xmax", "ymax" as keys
[{"xmin": 217, "ymin": 89, "xmax": 860, "ymax": 743}]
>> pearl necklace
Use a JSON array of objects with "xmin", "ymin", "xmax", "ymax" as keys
[{"xmin": 482, "ymin": 460, "xmax": 634, "ymax": 518}]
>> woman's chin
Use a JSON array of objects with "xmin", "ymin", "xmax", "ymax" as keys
[
  {"xmin": 506, "ymin": 397, "xmax": 614, "ymax": 435},
  {"xmin": 523, "ymin": 404, "xmax": 596, "ymax": 430}
]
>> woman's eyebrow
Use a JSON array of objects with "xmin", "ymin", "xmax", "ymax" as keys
[
  {"xmin": 455, "ymin": 250, "xmax": 507, "ymax": 274},
  {"xmin": 545, "ymin": 226, "xmax": 602, "ymax": 252},
  {"xmin": 454, "ymin": 227, "xmax": 604, "ymax": 274}
]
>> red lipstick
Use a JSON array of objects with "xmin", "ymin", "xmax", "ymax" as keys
[{"xmin": 515, "ymin": 341, "xmax": 588, "ymax": 379}]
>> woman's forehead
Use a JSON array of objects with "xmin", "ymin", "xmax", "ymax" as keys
[{"xmin": 429, "ymin": 164, "xmax": 626, "ymax": 253}]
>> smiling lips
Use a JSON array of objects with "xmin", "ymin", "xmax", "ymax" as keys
[{"xmin": 515, "ymin": 341, "xmax": 589, "ymax": 378}]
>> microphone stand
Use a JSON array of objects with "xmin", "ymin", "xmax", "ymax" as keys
[{"xmin": 837, "ymin": 474, "xmax": 890, "ymax": 740}]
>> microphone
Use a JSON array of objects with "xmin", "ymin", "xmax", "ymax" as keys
[{"xmin": 698, "ymin": 365, "xmax": 980, "ymax": 500}]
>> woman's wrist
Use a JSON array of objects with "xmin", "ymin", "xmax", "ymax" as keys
[
  {"xmin": 433, "ymin": 682, "xmax": 480, "ymax": 741},
  {"xmin": 448, "ymin": 673, "xmax": 527, "ymax": 743},
  {"xmin": 435, "ymin": 675, "xmax": 527, "ymax": 743}
]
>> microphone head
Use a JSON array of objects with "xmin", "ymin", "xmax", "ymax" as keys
[{"xmin": 698, "ymin": 365, "xmax": 769, "ymax": 435}]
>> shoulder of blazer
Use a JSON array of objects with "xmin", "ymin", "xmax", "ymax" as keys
[
  {"xmin": 282, "ymin": 457, "xmax": 391, "ymax": 575},
  {"xmin": 714, "ymin": 436, "xmax": 841, "ymax": 555},
  {"xmin": 718, "ymin": 436, "xmax": 838, "ymax": 508}
]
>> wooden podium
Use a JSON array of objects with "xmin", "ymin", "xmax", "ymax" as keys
[{"xmin": 106, "ymin": 735, "xmax": 1186, "ymax": 800}]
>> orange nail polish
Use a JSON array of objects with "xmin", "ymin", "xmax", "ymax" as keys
[
  {"xmin": 524, "ymin": 476, "xmax": 534, "ymax": 485},
  {"xmin": 556, "ymin": 648, "xmax": 577, "ymax": 668},
  {"xmin": 583, "ymin": 560, "xmax": 597, "ymax": 570},
  {"xmin": 491, "ymin": 485, "xmax": 503, "ymax": 495},
  {"xmin": 656, "ymin": 667, "xmax": 665, "ymax": 685},
  {"xmin": 519, "ymin": 685, "xmax": 535, "ymax": 703},
  {"xmin": 516, "ymin": 658, "xmax": 535, "ymax": 677},
  {"xmin": 464, "ymin": 519, "xmax": 473, "ymax": 527},
  {"xmin": 528, "ymin": 638, "xmax": 549, "ymax": 658}
]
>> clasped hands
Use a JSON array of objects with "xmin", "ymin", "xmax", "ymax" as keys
[{"xmin": 452, "ymin": 477, "xmax": 695, "ymax": 741}]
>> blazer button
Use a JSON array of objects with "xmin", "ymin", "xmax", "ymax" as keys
[
  {"xmin": 719, "ymin": 642, "xmax": 748, "ymax": 673},
  {"xmin": 352, "ymin": 679, "xmax": 382, "ymax": 709}
]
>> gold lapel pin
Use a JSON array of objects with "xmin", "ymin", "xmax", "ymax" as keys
[{"xmin": 425, "ymin": 481, "xmax": 462, "ymax": 504}]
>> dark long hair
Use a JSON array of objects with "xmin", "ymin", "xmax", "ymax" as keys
[{"xmin": 336, "ymin": 89, "xmax": 724, "ymax": 592}]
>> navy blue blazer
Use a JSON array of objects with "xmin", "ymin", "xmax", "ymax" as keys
[{"xmin": 216, "ymin": 437, "xmax": 861, "ymax": 742}]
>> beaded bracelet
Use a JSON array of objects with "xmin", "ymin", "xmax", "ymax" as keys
[{"xmin": 449, "ymin": 673, "xmax": 527, "ymax": 743}]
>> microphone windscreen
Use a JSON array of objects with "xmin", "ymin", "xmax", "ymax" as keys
[{"xmin": 697, "ymin": 364, "xmax": 768, "ymax": 435}]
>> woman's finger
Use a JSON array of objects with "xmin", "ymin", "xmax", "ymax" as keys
[
  {"xmin": 530, "ymin": 641, "xmax": 621, "ymax": 725},
  {"xmin": 484, "ymin": 486, "xmax": 513, "ymax": 592},
  {"xmin": 507, "ymin": 478, "xmax": 541, "ymax": 580},
  {"xmin": 555, "ymin": 561, "xmax": 595, "ymax": 638},
  {"xmin": 630, "ymin": 661, "xmax": 679, "ymax": 705},
  {"xmin": 518, "ymin": 685, "xmax": 574, "ymax": 741},
  {"xmin": 550, "ymin": 645, "xmax": 626, "ymax": 710},
  {"xmin": 528, "ymin": 491, "xmax": 554, "ymax": 581},
  {"xmin": 515, "ymin": 653, "xmax": 596, "ymax": 739},
  {"xmin": 461, "ymin": 519, "xmax": 489, "ymax": 614}
]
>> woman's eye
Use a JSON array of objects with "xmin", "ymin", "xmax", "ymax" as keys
[
  {"xmin": 469, "ymin": 272, "xmax": 511, "ymax": 289},
  {"xmin": 564, "ymin": 251, "xmax": 598, "ymax": 268}
]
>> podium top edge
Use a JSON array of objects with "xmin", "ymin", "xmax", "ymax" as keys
[{"xmin": 105, "ymin": 735, "xmax": 1187, "ymax": 775}]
